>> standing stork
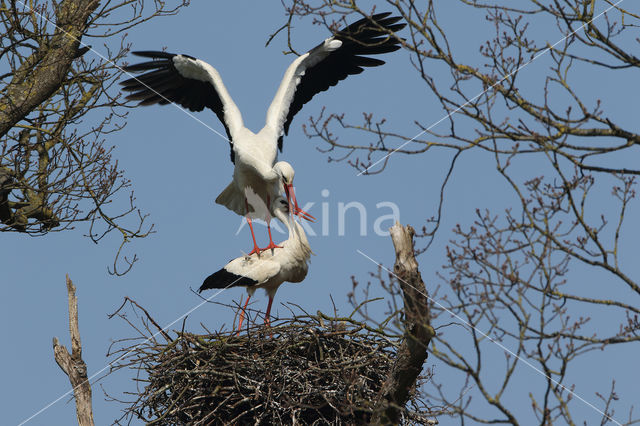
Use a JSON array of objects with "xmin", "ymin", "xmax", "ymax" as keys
[
  {"xmin": 199, "ymin": 196, "xmax": 312, "ymax": 332},
  {"xmin": 121, "ymin": 13, "xmax": 405, "ymax": 253}
]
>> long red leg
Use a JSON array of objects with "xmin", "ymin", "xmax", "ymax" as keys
[
  {"xmin": 261, "ymin": 194, "xmax": 282, "ymax": 252},
  {"xmin": 264, "ymin": 296, "xmax": 274, "ymax": 328},
  {"xmin": 245, "ymin": 198, "xmax": 261, "ymax": 256},
  {"xmin": 261, "ymin": 220, "xmax": 283, "ymax": 252},
  {"xmin": 262, "ymin": 223, "xmax": 283, "ymax": 251},
  {"xmin": 236, "ymin": 294, "xmax": 251, "ymax": 336}
]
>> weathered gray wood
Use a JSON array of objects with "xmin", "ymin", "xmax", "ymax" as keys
[
  {"xmin": 53, "ymin": 275, "xmax": 94, "ymax": 426},
  {"xmin": 371, "ymin": 222, "xmax": 435, "ymax": 425}
]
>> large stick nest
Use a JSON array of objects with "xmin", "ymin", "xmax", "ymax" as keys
[{"xmin": 111, "ymin": 312, "xmax": 432, "ymax": 425}]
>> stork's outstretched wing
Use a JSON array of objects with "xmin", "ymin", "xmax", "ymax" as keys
[
  {"xmin": 121, "ymin": 51, "xmax": 244, "ymax": 162},
  {"xmin": 265, "ymin": 12, "xmax": 405, "ymax": 151}
]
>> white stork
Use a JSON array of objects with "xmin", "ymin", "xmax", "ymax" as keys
[
  {"xmin": 199, "ymin": 196, "xmax": 312, "ymax": 332},
  {"xmin": 217, "ymin": 160, "xmax": 313, "ymax": 253},
  {"xmin": 121, "ymin": 13, "xmax": 405, "ymax": 253}
]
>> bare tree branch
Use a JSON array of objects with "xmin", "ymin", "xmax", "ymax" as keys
[
  {"xmin": 373, "ymin": 222, "xmax": 435, "ymax": 424},
  {"xmin": 52, "ymin": 275, "xmax": 94, "ymax": 426},
  {"xmin": 1, "ymin": 0, "xmax": 188, "ymax": 274},
  {"xmin": 0, "ymin": 0, "xmax": 99, "ymax": 137}
]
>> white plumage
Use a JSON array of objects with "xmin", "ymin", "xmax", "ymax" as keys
[
  {"xmin": 215, "ymin": 160, "xmax": 311, "ymax": 253},
  {"xmin": 120, "ymin": 13, "xmax": 404, "ymax": 254},
  {"xmin": 199, "ymin": 197, "xmax": 312, "ymax": 330}
]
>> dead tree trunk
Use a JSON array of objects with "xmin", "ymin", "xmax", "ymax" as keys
[
  {"xmin": 52, "ymin": 275, "xmax": 94, "ymax": 426},
  {"xmin": 372, "ymin": 222, "xmax": 435, "ymax": 425}
]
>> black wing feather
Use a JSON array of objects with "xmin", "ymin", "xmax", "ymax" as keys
[
  {"xmin": 132, "ymin": 50, "xmax": 175, "ymax": 59},
  {"xmin": 199, "ymin": 268, "xmax": 258, "ymax": 293},
  {"xmin": 281, "ymin": 13, "xmax": 405, "ymax": 142},
  {"xmin": 121, "ymin": 51, "xmax": 235, "ymax": 163}
]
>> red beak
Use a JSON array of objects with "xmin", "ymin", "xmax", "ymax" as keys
[{"xmin": 285, "ymin": 183, "xmax": 315, "ymax": 222}]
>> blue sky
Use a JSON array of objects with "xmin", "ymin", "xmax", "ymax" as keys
[{"xmin": 2, "ymin": 2, "xmax": 638, "ymax": 424}]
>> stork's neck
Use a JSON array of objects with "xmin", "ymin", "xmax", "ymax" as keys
[
  {"xmin": 278, "ymin": 213, "xmax": 312, "ymax": 261},
  {"xmin": 289, "ymin": 220, "xmax": 311, "ymax": 253}
]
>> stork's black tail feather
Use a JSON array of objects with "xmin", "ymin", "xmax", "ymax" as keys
[{"xmin": 199, "ymin": 268, "xmax": 258, "ymax": 293}]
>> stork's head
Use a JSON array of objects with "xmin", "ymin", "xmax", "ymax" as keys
[
  {"xmin": 274, "ymin": 161, "xmax": 295, "ymax": 186},
  {"xmin": 273, "ymin": 161, "xmax": 315, "ymax": 223},
  {"xmin": 273, "ymin": 196, "xmax": 290, "ymax": 215},
  {"xmin": 272, "ymin": 195, "xmax": 294, "ymax": 227}
]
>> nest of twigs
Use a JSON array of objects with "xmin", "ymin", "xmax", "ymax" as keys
[{"xmin": 111, "ymin": 312, "xmax": 431, "ymax": 425}]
